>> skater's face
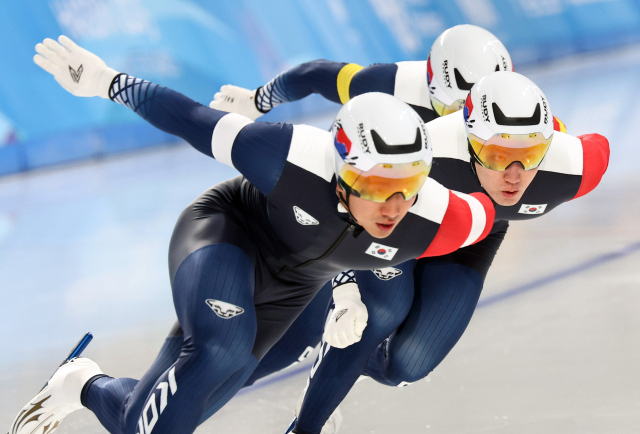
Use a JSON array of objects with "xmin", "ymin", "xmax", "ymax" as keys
[
  {"xmin": 475, "ymin": 162, "xmax": 538, "ymax": 206},
  {"xmin": 337, "ymin": 186, "xmax": 416, "ymax": 238}
]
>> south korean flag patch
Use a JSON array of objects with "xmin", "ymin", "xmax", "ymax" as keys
[
  {"xmin": 518, "ymin": 204, "xmax": 547, "ymax": 215},
  {"xmin": 365, "ymin": 242, "xmax": 398, "ymax": 261},
  {"xmin": 372, "ymin": 267, "xmax": 403, "ymax": 280},
  {"xmin": 293, "ymin": 206, "xmax": 319, "ymax": 225}
]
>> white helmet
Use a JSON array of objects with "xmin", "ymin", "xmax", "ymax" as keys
[
  {"xmin": 428, "ymin": 24, "xmax": 513, "ymax": 116},
  {"xmin": 464, "ymin": 71, "xmax": 554, "ymax": 171},
  {"xmin": 332, "ymin": 92, "xmax": 433, "ymax": 203}
]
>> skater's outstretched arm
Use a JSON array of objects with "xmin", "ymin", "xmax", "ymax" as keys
[
  {"xmin": 34, "ymin": 35, "xmax": 296, "ymax": 195},
  {"xmin": 209, "ymin": 59, "xmax": 437, "ymax": 120},
  {"xmin": 210, "ymin": 60, "xmax": 348, "ymax": 120}
]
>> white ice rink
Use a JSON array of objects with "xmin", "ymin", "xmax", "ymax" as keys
[{"xmin": 1, "ymin": 47, "xmax": 639, "ymax": 433}]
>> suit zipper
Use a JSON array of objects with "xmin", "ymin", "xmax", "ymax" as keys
[{"xmin": 276, "ymin": 224, "xmax": 355, "ymax": 277}]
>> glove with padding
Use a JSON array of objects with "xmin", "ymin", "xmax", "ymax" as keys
[
  {"xmin": 33, "ymin": 35, "xmax": 119, "ymax": 99},
  {"xmin": 209, "ymin": 85, "xmax": 267, "ymax": 120},
  {"xmin": 323, "ymin": 282, "xmax": 368, "ymax": 349}
]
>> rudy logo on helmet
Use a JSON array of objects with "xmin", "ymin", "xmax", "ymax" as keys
[
  {"xmin": 465, "ymin": 71, "xmax": 555, "ymax": 172},
  {"xmin": 480, "ymin": 95, "xmax": 489, "ymax": 122},
  {"xmin": 442, "ymin": 60, "xmax": 452, "ymax": 89},
  {"xmin": 331, "ymin": 93, "xmax": 433, "ymax": 203}
]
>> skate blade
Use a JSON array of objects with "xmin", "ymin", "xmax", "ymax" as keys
[{"xmin": 40, "ymin": 333, "xmax": 93, "ymax": 392}]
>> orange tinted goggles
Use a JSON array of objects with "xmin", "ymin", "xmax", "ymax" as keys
[
  {"xmin": 339, "ymin": 160, "xmax": 431, "ymax": 203},
  {"xmin": 431, "ymin": 96, "xmax": 465, "ymax": 117},
  {"xmin": 468, "ymin": 132, "xmax": 552, "ymax": 171}
]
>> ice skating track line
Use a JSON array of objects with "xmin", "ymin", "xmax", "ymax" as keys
[
  {"xmin": 239, "ymin": 240, "xmax": 640, "ymax": 395},
  {"xmin": 476, "ymin": 239, "xmax": 640, "ymax": 308}
]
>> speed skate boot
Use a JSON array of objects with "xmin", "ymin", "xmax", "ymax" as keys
[{"xmin": 10, "ymin": 336, "xmax": 103, "ymax": 434}]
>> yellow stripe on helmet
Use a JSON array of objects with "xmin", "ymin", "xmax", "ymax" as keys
[{"xmin": 337, "ymin": 63, "xmax": 364, "ymax": 104}]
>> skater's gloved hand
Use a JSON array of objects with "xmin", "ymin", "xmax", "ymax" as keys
[
  {"xmin": 209, "ymin": 85, "xmax": 267, "ymax": 120},
  {"xmin": 34, "ymin": 35, "xmax": 119, "ymax": 99},
  {"xmin": 324, "ymin": 283, "xmax": 368, "ymax": 349}
]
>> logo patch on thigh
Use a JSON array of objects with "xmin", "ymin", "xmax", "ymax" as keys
[
  {"xmin": 205, "ymin": 299, "xmax": 245, "ymax": 319},
  {"xmin": 372, "ymin": 267, "xmax": 403, "ymax": 280}
]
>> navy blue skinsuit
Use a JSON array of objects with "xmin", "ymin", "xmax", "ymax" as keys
[
  {"xmin": 79, "ymin": 73, "xmax": 493, "ymax": 434},
  {"xmin": 168, "ymin": 60, "xmax": 605, "ymax": 434}
]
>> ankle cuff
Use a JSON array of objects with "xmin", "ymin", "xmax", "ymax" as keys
[{"xmin": 80, "ymin": 374, "xmax": 110, "ymax": 407}]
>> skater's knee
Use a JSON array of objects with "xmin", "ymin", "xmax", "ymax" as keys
[
  {"xmin": 360, "ymin": 287, "xmax": 414, "ymax": 338},
  {"xmin": 197, "ymin": 336, "xmax": 254, "ymax": 367},
  {"xmin": 386, "ymin": 361, "xmax": 433, "ymax": 385},
  {"xmin": 362, "ymin": 308, "xmax": 408, "ymax": 340}
]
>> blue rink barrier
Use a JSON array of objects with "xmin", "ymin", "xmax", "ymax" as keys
[
  {"xmin": 1, "ymin": 0, "xmax": 640, "ymax": 175},
  {"xmin": 0, "ymin": 122, "xmax": 175, "ymax": 176}
]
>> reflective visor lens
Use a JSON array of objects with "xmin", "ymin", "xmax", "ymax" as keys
[
  {"xmin": 339, "ymin": 160, "xmax": 431, "ymax": 203},
  {"xmin": 430, "ymin": 96, "xmax": 465, "ymax": 116},
  {"xmin": 468, "ymin": 132, "xmax": 552, "ymax": 171}
]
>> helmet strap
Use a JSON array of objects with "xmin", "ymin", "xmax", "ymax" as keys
[
  {"xmin": 337, "ymin": 179, "xmax": 360, "ymax": 225},
  {"xmin": 469, "ymin": 158, "xmax": 478, "ymax": 176},
  {"xmin": 467, "ymin": 140, "xmax": 485, "ymax": 190},
  {"xmin": 467, "ymin": 140, "xmax": 480, "ymax": 176}
]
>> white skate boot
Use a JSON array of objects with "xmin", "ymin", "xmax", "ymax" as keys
[{"xmin": 10, "ymin": 335, "xmax": 103, "ymax": 434}]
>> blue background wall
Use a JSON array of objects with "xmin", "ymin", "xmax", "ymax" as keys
[{"xmin": 1, "ymin": 0, "xmax": 640, "ymax": 175}]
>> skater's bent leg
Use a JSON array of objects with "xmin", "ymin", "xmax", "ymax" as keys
[
  {"xmin": 197, "ymin": 280, "xmax": 328, "ymax": 427},
  {"xmin": 365, "ymin": 261, "xmax": 483, "ymax": 386},
  {"xmin": 198, "ymin": 356, "xmax": 259, "ymax": 424},
  {"xmin": 244, "ymin": 281, "xmax": 333, "ymax": 387},
  {"xmin": 84, "ymin": 243, "xmax": 257, "ymax": 434},
  {"xmin": 295, "ymin": 262, "xmax": 416, "ymax": 434}
]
